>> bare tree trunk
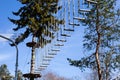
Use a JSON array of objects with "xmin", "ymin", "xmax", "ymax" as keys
[
  {"xmin": 95, "ymin": 33, "xmax": 102, "ymax": 80},
  {"xmin": 106, "ymin": 66, "xmax": 109, "ymax": 80},
  {"xmin": 105, "ymin": 55, "xmax": 109, "ymax": 80},
  {"xmin": 30, "ymin": 36, "xmax": 36, "ymax": 80},
  {"xmin": 95, "ymin": 4, "xmax": 102, "ymax": 80}
]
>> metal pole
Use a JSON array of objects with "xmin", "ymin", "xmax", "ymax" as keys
[{"xmin": 0, "ymin": 35, "xmax": 18, "ymax": 80}]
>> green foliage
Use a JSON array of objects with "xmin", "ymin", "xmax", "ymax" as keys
[
  {"xmin": 0, "ymin": 64, "xmax": 12, "ymax": 80},
  {"xmin": 17, "ymin": 70, "xmax": 23, "ymax": 80},
  {"xmin": 9, "ymin": 0, "xmax": 63, "ymax": 47},
  {"xmin": 68, "ymin": 0, "xmax": 120, "ymax": 79},
  {"xmin": 83, "ymin": 0, "xmax": 120, "ymax": 50},
  {"xmin": 67, "ymin": 53, "xmax": 96, "ymax": 71}
]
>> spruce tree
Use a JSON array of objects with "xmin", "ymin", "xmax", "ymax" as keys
[
  {"xmin": 9, "ymin": 0, "xmax": 63, "ymax": 47},
  {"xmin": 0, "ymin": 64, "xmax": 12, "ymax": 80},
  {"xmin": 68, "ymin": 0, "xmax": 120, "ymax": 80},
  {"xmin": 9, "ymin": 0, "xmax": 63, "ymax": 79}
]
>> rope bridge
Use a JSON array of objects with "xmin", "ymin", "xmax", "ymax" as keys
[{"xmin": 23, "ymin": 0, "xmax": 97, "ymax": 79}]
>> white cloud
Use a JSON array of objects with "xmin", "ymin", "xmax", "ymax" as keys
[
  {"xmin": 0, "ymin": 53, "xmax": 12, "ymax": 61},
  {"xmin": 0, "ymin": 33, "xmax": 13, "ymax": 42}
]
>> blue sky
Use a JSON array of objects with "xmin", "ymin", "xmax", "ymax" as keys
[
  {"xmin": 0, "ymin": 0, "xmax": 120, "ymax": 80},
  {"xmin": 0, "ymin": 0, "xmax": 89, "ymax": 79}
]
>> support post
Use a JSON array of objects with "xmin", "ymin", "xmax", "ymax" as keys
[
  {"xmin": 23, "ymin": 36, "xmax": 41, "ymax": 79},
  {"xmin": 0, "ymin": 35, "xmax": 18, "ymax": 80}
]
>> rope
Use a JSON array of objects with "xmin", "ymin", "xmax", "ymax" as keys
[{"xmin": 68, "ymin": 0, "xmax": 71, "ymax": 24}]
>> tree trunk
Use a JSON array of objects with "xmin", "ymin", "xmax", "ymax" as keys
[
  {"xmin": 106, "ymin": 66, "xmax": 109, "ymax": 80},
  {"xmin": 95, "ymin": 33, "xmax": 102, "ymax": 80},
  {"xmin": 30, "ymin": 36, "xmax": 36, "ymax": 80},
  {"xmin": 95, "ymin": 35, "xmax": 102, "ymax": 80},
  {"xmin": 95, "ymin": 4, "xmax": 102, "ymax": 80}
]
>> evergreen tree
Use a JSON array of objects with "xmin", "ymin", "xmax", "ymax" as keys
[
  {"xmin": 9, "ymin": 0, "xmax": 63, "ymax": 80},
  {"xmin": 68, "ymin": 0, "xmax": 120, "ymax": 80},
  {"xmin": 0, "ymin": 64, "xmax": 12, "ymax": 80},
  {"xmin": 17, "ymin": 70, "xmax": 23, "ymax": 80},
  {"xmin": 9, "ymin": 0, "xmax": 63, "ymax": 47}
]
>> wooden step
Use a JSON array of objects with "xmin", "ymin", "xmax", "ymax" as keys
[
  {"xmin": 45, "ymin": 55, "xmax": 54, "ymax": 58},
  {"xmin": 54, "ymin": 44, "xmax": 64, "ymax": 46},
  {"xmin": 86, "ymin": 0, "xmax": 97, "ymax": 4},
  {"xmin": 61, "ymin": 34, "xmax": 71, "ymax": 37},
  {"xmin": 57, "ymin": 39, "xmax": 67, "ymax": 42},
  {"xmin": 42, "ymin": 63, "xmax": 50, "ymax": 65},
  {"xmin": 51, "ymin": 49, "xmax": 60, "ymax": 52},
  {"xmin": 39, "ymin": 65, "xmax": 48, "ymax": 68},
  {"xmin": 69, "ymin": 23, "xmax": 80, "ymax": 26},
  {"xmin": 64, "ymin": 28, "xmax": 74, "ymax": 32},
  {"xmin": 79, "ymin": 9, "xmax": 91, "ymax": 12},
  {"xmin": 73, "ymin": 17, "xmax": 85, "ymax": 21},
  {"xmin": 43, "ymin": 58, "xmax": 51, "ymax": 61},
  {"xmin": 48, "ymin": 53, "xmax": 57, "ymax": 55}
]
